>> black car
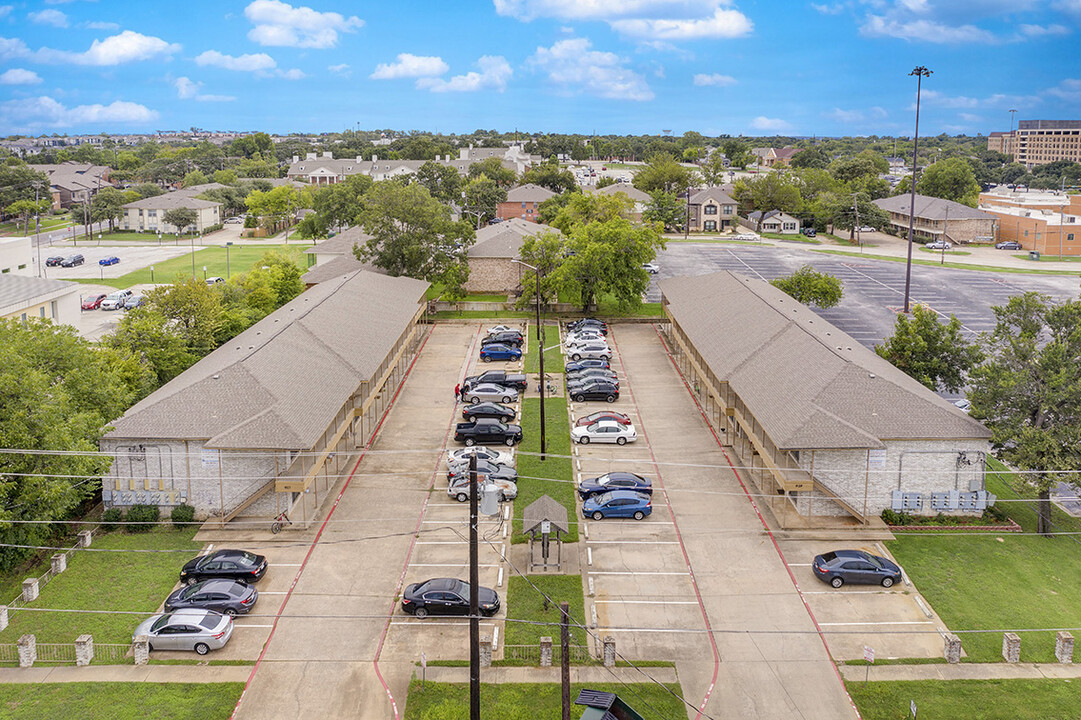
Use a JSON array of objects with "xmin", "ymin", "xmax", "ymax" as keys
[
  {"xmin": 812, "ymin": 549, "xmax": 902, "ymax": 588},
  {"xmin": 164, "ymin": 578, "xmax": 258, "ymax": 616},
  {"xmin": 481, "ymin": 331, "xmax": 523, "ymax": 348},
  {"xmin": 462, "ymin": 402, "xmax": 516, "ymax": 423},
  {"xmin": 448, "ymin": 460, "xmax": 518, "ymax": 484},
  {"xmin": 801, "ymin": 227, "xmax": 817, "ymax": 237},
  {"xmin": 454, "ymin": 418, "xmax": 523, "ymax": 446},
  {"xmin": 179, "ymin": 549, "xmax": 268, "ymax": 586},
  {"xmin": 995, "ymin": 240, "xmax": 1023, "ymax": 250},
  {"xmin": 567, "ymin": 319, "xmax": 607, "ymax": 334},
  {"xmin": 568, "ymin": 369, "xmax": 618, "ymax": 384},
  {"xmin": 569, "ymin": 380, "xmax": 619, "ymax": 403},
  {"xmin": 569, "ymin": 375, "xmax": 619, "ymax": 391},
  {"xmin": 45, "ymin": 255, "xmax": 64, "ymax": 267},
  {"xmin": 401, "ymin": 577, "xmax": 500, "ymax": 619},
  {"xmin": 60, "ymin": 253, "xmax": 85, "ymax": 267},
  {"xmin": 565, "ymin": 359, "xmax": 610, "ymax": 373},
  {"xmin": 577, "ymin": 471, "xmax": 653, "ymax": 500}
]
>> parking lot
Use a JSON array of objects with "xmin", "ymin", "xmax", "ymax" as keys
[{"xmin": 41, "ymin": 244, "xmax": 196, "ymax": 281}]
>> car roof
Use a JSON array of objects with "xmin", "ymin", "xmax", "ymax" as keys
[
  {"xmin": 826, "ymin": 549, "xmax": 872, "ymax": 561},
  {"xmin": 606, "ymin": 489, "xmax": 648, "ymax": 499},
  {"xmin": 589, "ymin": 420, "xmax": 626, "ymax": 430},
  {"xmin": 595, "ymin": 471, "xmax": 646, "ymax": 483}
]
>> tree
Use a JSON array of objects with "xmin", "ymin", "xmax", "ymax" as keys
[
  {"xmin": 549, "ymin": 192, "xmax": 631, "ymax": 235},
  {"xmin": 182, "ymin": 170, "xmax": 209, "ymax": 188},
  {"xmin": 829, "ymin": 154, "xmax": 881, "ymax": 184},
  {"xmin": 721, "ymin": 140, "xmax": 750, "ymax": 169},
  {"xmin": 213, "ymin": 169, "xmax": 239, "ymax": 186},
  {"xmin": 355, "ymin": 180, "xmax": 475, "ymax": 281},
  {"xmin": 790, "ymin": 147, "xmax": 830, "ymax": 169},
  {"xmin": 697, "ymin": 151, "xmax": 729, "ymax": 186},
  {"xmin": 131, "ymin": 183, "xmax": 164, "ymax": 199},
  {"xmin": 467, "ymin": 157, "xmax": 516, "ymax": 189},
  {"xmin": 830, "ymin": 192, "xmax": 890, "ymax": 240},
  {"xmin": 769, "ymin": 265, "xmax": 843, "ymax": 308},
  {"xmin": 4, "ymin": 198, "xmax": 50, "ymax": 233},
  {"xmin": 162, "ymin": 207, "xmax": 198, "ymax": 234},
  {"xmin": 463, "ymin": 176, "xmax": 507, "ymax": 226},
  {"xmin": 414, "ymin": 161, "xmax": 462, "ymax": 203},
  {"xmin": 311, "ymin": 175, "xmax": 371, "ymax": 232},
  {"xmin": 91, "ymin": 186, "xmax": 132, "ymax": 232},
  {"xmin": 968, "ymin": 293, "xmax": 1081, "ymax": 535},
  {"xmin": 731, "ymin": 172, "xmax": 802, "ymax": 216},
  {"xmin": 245, "ymin": 185, "xmax": 301, "ymax": 233},
  {"xmin": 103, "ymin": 310, "xmax": 196, "ymax": 386},
  {"xmin": 521, "ymin": 160, "xmax": 577, "ymax": 194},
  {"xmin": 642, "ymin": 190, "xmax": 684, "ymax": 232},
  {"xmin": 917, "ymin": 157, "xmax": 980, "ymax": 206},
  {"xmin": 875, "ymin": 304, "xmax": 981, "ymax": 393},
  {"xmin": 515, "ymin": 230, "xmax": 566, "ymax": 307},
  {"xmin": 632, "ymin": 153, "xmax": 695, "ymax": 194},
  {"xmin": 0, "ymin": 161, "xmax": 49, "ymax": 210},
  {"xmin": 594, "ymin": 176, "xmax": 617, "ymax": 189},
  {"xmin": 144, "ymin": 276, "xmax": 222, "ymax": 355},
  {"xmin": 1000, "ymin": 163, "xmax": 1028, "ymax": 184}
]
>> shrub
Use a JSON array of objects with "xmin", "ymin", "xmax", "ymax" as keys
[
  {"xmin": 170, "ymin": 504, "xmax": 196, "ymax": 530},
  {"xmin": 101, "ymin": 507, "xmax": 124, "ymax": 532},
  {"xmin": 125, "ymin": 504, "xmax": 160, "ymax": 533}
]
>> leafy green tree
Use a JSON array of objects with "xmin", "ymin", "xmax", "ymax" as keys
[
  {"xmin": 968, "ymin": 293, "xmax": 1081, "ymax": 535},
  {"xmin": 463, "ymin": 176, "xmax": 507, "ymax": 226},
  {"xmin": 145, "ymin": 276, "xmax": 222, "ymax": 355},
  {"xmin": 245, "ymin": 185, "xmax": 301, "ymax": 233},
  {"xmin": 697, "ymin": 151, "xmax": 730, "ymax": 186},
  {"xmin": 632, "ymin": 153, "xmax": 696, "ymax": 194},
  {"xmin": 162, "ymin": 207, "xmax": 198, "ymax": 233},
  {"xmin": 732, "ymin": 172, "xmax": 802, "ymax": 216},
  {"xmin": 769, "ymin": 265, "xmax": 843, "ymax": 308},
  {"xmin": 91, "ymin": 186, "xmax": 133, "ymax": 232},
  {"xmin": 467, "ymin": 157, "xmax": 516, "ymax": 189},
  {"xmin": 1000, "ymin": 163, "xmax": 1028, "ymax": 185},
  {"xmin": 355, "ymin": 180, "xmax": 475, "ymax": 281},
  {"xmin": 917, "ymin": 157, "xmax": 981, "ymax": 206},
  {"xmin": 721, "ymin": 139, "xmax": 750, "ymax": 168},
  {"xmin": 830, "ymin": 192, "xmax": 890, "ymax": 240},
  {"xmin": 594, "ymin": 176, "xmax": 617, "ymax": 189},
  {"xmin": 790, "ymin": 147, "xmax": 830, "ymax": 169},
  {"xmin": 521, "ymin": 160, "xmax": 577, "ymax": 194},
  {"xmin": 4, "ymin": 198, "xmax": 50, "ymax": 233},
  {"xmin": 213, "ymin": 169, "xmax": 239, "ymax": 186},
  {"xmin": 294, "ymin": 212, "xmax": 329, "ymax": 240},
  {"xmin": 515, "ymin": 230, "xmax": 567, "ymax": 307},
  {"xmin": 875, "ymin": 304, "xmax": 981, "ymax": 393},
  {"xmin": 0, "ymin": 161, "xmax": 49, "ymax": 210},
  {"xmin": 550, "ymin": 192, "xmax": 631, "ymax": 235},
  {"xmin": 103, "ymin": 310, "xmax": 196, "ymax": 386},
  {"xmin": 829, "ymin": 154, "xmax": 881, "ymax": 184},
  {"xmin": 131, "ymin": 183, "xmax": 164, "ymax": 199},
  {"xmin": 537, "ymin": 192, "xmax": 575, "ymax": 225},
  {"xmin": 414, "ymin": 161, "xmax": 462, "ymax": 203},
  {"xmin": 182, "ymin": 170, "xmax": 209, "ymax": 188},
  {"xmin": 642, "ymin": 190, "xmax": 684, "ymax": 232},
  {"xmin": 310, "ymin": 175, "xmax": 371, "ymax": 232},
  {"xmin": 247, "ymin": 250, "xmax": 304, "ymax": 310}
]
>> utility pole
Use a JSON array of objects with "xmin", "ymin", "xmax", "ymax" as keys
[
  {"xmin": 854, "ymin": 196, "xmax": 861, "ymax": 253},
  {"xmin": 34, "ymin": 183, "xmax": 43, "ymax": 277},
  {"xmin": 1008, "ymin": 109, "xmax": 1018, "ymax": 161},
  {"xmin": 941, "ymin": 204, "xmax": 949, "ymax": 265},
  {"xmin": 684, "ymin": 184, "xmax": 691, "ymax": 239},
  {"xmin": 561, "ymin": 601, "xmax": 571, "ymax": 720},
  {"xmin": 469, "ymin": 453, "xmax": 481, "ymax": 720}
]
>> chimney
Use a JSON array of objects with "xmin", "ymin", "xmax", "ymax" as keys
[
  {"xmin": 372, "ymin": 155, "xmax": 378, "ymax": 162},
  {"xmin": 356, "ymin": 155, "xmax": 362, "ymax": 162},
  {"xmin": 306, "ymin": 152, "xmax": 316, "ymax": 160},
  {"xmin": 292, "ymin": 155, "xmax": 298, "ymax": 163},
  {"xmin": 460, "ymin": 148, "xmax": 468, "ymax": 161},
  {"xmin": 323, "ymin": 151, "xmax": 332, "ymax": 158}
]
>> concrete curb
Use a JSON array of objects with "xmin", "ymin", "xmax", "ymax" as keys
[
  {"xmin": 838, "ymin": 662, "xmax": 1081, "ymax": 683},
  {"xmin": 0, "ymin": 664, "xmax": 254, "ymax": 684}
]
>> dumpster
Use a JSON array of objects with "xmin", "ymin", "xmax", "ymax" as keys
[{"xmin": 1029, "ymin": 251, "xmax": 1041, "ymax": 261}]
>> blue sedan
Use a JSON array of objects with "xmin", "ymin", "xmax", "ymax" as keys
[
  {"xmin": 480, "ymin": 343, "xmax": 522, "ymax": 363},
  {"xmin": 582, "ymin": 490, "xmax": 652, "ymax": 521},
  {"xmin": 99, "ymin": 256, "xmax": 120, "ymax": 266}
]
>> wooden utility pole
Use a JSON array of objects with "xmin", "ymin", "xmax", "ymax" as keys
[
  {"xmin": 561, "ymin": 601, "xmax": 571, "ymax": 720},
  {"xmin": 470, "ymin": 454, "xmax": 480, "ymax": 720}
]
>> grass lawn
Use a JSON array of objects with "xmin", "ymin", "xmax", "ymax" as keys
[
  {"xmin": 0, "ymin": 682, "xmax": 243, "ymax": 720},
  {"xmin": 72, "ymin": 244, "xmax": 307, "ymax": 289},
  {"xmin": 504, "ymin": 574, "xmax": 586, "ymax": 648},
  {"xmin": 847, "ymin": 679, "xmax": 1081, "ymax": 720},
  {"xmin": 810, "ymin": 248, "xmax": 1081, "ymax": 276},
  {"xmin": 513, "ymin": 396, "xmax": 577, "ymax": 544},
  {"xmin": 767, "ymin": 233, "xmax": 821, "ymax": 244},
  {"xmin": 0, "ymin": 528, "xmax": 201, "ymax": 647},
  {"xmin": 918, "ymin": 247, "xmax": 972, "ymax": 256},
  {"xmin": 524, "ymin": 324, "xmax": 564, "ymax": 374},
  {"xmin": 404, "ymin": 681, "xmax": 687, "ymax": 720},
  {"xmin": 887, "ymin": 459, "xmax": 1081, "ymax": 663},
  {"xmin": 1012, "ymin": 253, "xmax": 1081, "ymax": 263}
]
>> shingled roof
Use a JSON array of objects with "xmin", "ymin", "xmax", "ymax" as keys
[
  {"xmin": 106, "ymin": 270, "xmax": 429, "ymax": 449},
  {"xmin": 660, "ymin": 271, "xmax": 990, "ymax": 450},
  {"xmin": 506, "ymin": 183, "xmax": 556, "ymax": 203},
  {"xmin": 874, "ymin": 194, "xmax": 995, "ymax": 221},
  {"xmin": 468, "ymin": 218, "xmax": 561, "ymax": 259}
]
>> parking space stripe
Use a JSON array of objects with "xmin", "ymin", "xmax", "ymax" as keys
[
  {"xmin": 817, "ymin": 621, "xmax": 935, "ymax": 626},
  {"xmin": 594, "ymin": 600, "xmax": 700, "ymax": 605},
  {"xmin": 587, "ymin": 571, "xmax": 691, "ymax": 576}
]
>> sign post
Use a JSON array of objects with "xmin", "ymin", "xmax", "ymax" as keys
[
  {"xmin": 910, "ymin": 699, "xmax": 917, "ymax": 718},
  {"xmin": 420, "ymin": 651, "xmax": 427, "ymax": 690},
  {"xmin": 863, "ymin": 645, "xmax": 874, "ymax": 685}
]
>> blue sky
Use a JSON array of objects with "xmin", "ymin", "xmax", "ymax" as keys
[{"xmin": 0, "ymin": 0, "xmax": 1079, "ymax": 137}]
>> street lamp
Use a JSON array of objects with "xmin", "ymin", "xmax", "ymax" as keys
[
  {"xmin": 512, "ymin": 258, "xmax": 546, "ymax": 460},
  {"xmin": 224, "ymin": 241, "xmax": 233, "ymax": 278},
  {"xmin": 150, "ymin": 265, "xmax": 155, "ymax": 283},
  {"xmin": 903, "ymin": 65, "xmax": 932, "ymax": 315}
]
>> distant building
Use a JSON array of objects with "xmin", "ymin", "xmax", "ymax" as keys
[
  {"xmin": 33, "ymin": 163, "xmax": 112, "ymax": 210},
  {"xmin": 986, "ymin": 120, "xmax": 1081, "ymax": 168},
  {"xmin": 746, "ymin": 210, "xmax": 801, "ymax": 234},
  {"xmin": 120, "ymin": 184, "xmax": 225, "ymax": 234},
  {"xmin": 0, "ymin": 274, "xmax": 79, "ymax": 325},
  {"xmin": 465, "ymin": 218, "xmax": 561, "ymax": 294},
  {"xmin": 301, "ymin": 227, "xmax": 383, "ymax": 287},
  {"xmin": 286, "ymin": 145, "xmax": 540, "ymax": 185},
  {"xmin": 497, "ymin": 184, "xmax": 556, "ymax": 223},
  {"xmin": 979, "ymin": 189, "xmax": 1081, "ymax": 255},
  {"xmin": 588, "ymin": 184, "xmax": 651, "ymax": 221},
  {"xmin": 687, "ymin": 187, "xmax": 737, "ymax": 232},
  {"xmin": 873, "ymin": 194, "xmax": 997, "ymax": 244}
]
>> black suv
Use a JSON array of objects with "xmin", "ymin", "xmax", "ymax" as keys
[
  {"xmin": 60, "ymin": 254, "xmax": 85, "ymax": 267},
  {"xmin": 481, "ymin": 331, "xmax": 524, "ymax": 348},
  {"xmin": 45, "ymin": 255, "xmax": 64, "ymax": 267}
]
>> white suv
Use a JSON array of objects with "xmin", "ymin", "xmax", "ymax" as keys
[
  {"xmin": 100, "ymin": 289, "xmax": 134, "ymax": 310},
  {"xmin": 567, "ymin": 342, "xmax": 612, "ymax": 361}
]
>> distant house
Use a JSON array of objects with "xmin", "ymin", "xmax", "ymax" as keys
[
  {"xmin": 34, "ymin": 163, "xmax": 112, "ymax": 210},
  {"xmin": 751, "ymin": 147, "xmax": 799, "ymax": 169},
  {"xmin": 121, "ymin": 186, "xmax": 223, "ymax": 234},
  {"xmin": 497, "ymin": 184, "xmax": 556, "ymax": 223},
  {"xmin": 286, "ymin": 144, "xmax": 540, "ymax": 185},
  {"xmin": 687, "ymin": 187, "xmax": 737, "ymax": 232},
  {"xmin": 301, "ymin": 227, "xmax": 383, "ymax": 287},
  {"xmin": 873, "ymin": 194, "xmax": 997, "ymax": 244},
  {"xmin": 465, "ymin": 218, "xmax": 562, "ymax": 294},
  {"xmin": 746, "ymin": 210, "xmax": 801, "ymax": 234},
  {"xmin": 589, "ymin": 183, "xmax": 652, "ymax": 221}
]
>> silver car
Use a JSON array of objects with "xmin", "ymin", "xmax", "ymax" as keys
[
  {"xmin": 446, "ymin": 446, "xmax": 515, "ymax": 472},
  {"xmin": 567, "ymin": 342, "xmax": 612, "ymax": 361},
  {"xmin": 463, "ymin": 382, "xmax": 518, "ymax": 404},
  {"xmin": 447, "ymin": 476, "xmax": 518, "ymax": 503},
  {"xmin": 100, "ymin": 289, "xmax": 133, "ymax": 310},
  {"xmin": 132, "ymin": 609, "xmax": 234, "ymax": 655}
]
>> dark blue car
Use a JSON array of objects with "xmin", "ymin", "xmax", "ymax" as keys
[
  {"xmin": 578, "ymin": 472, "xmax": 652, "ymax": 500},
  {"xmin": 99, "ymin": 256, "xmax": 120, "ymax": 266},
  {"xmin": 566, "ymin": 359, "xmax": 610, "ymax": 373},
  {"xmin": 480, "ymin": 343, "xmax": 522, "ymax": 362},
  {"xmin": 812, "ymin": 549, "xmax": 902, "ymax": 588},
  {"xmin": 582, "ymin": 490, "xmax": 651, "ymax": 520}
]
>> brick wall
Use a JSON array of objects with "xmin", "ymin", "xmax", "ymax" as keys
[{"xmin": 465, "ymin": 258, "xmax": 519, "ymax": 294}]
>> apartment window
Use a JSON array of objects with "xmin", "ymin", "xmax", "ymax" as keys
[
  {"xmin": 148, "ymin": 210, "xmax": 156, "ymax": 217},
  {"xmin": 723, "ymin": 205, "xmax": 734, "ymax": 215},
  {"xmin": 18, "ymin": 264, "xmax": 26, "ymax": 270},
  {"xmin": 704, "ymin": 220, "xmax": 717, "ymax": 231},
  {"xmin": 1069, "ymin": 233, "xmax": 1076, "ymax": 242},
  {"xmin": 521, "ymin": 202, "xmax": 526, "ymax": 208},
  {"xmin": 1, "ymin": 268, "xmax": 9, "ymax": 273},
  {"xmin": 39, "ymin": 307, "xmax": 45, "ymax": 318},
  {"xmin": 50, "ymin": 301, "xmax": 57, "ymax": 318},
  {"xmin": 704, "ymin": 205, "xmax": 717, "ymax": 215}
]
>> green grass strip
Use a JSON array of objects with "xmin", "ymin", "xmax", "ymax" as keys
[
  {"xmin": 0, "ymin": 682, "xmax": 244, "ymax": 720},
  {"xmin": 524, "ymin": 324, "xmax": 564, "ymax": 375},
  {"xmin": 810, "ymin": 248, "xmax": 1081, "ymax": 276},
  {"xmin": 503, "ymin": 574, "xmax": 586, "ymax": 647},
  {"xmin": 69, "ymin": 244, "xmax": 308, "ymax": 289},
  {"xmin": 513, "ymin": 396, "xmax": 577, "ymax": 544},
  {"xmin": 847, "ymin": 678, "xmax": 1081, "ymax": 720}
]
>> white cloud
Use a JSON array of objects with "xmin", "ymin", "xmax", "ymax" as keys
[
  {"xmin": 195, "ymin": 50, "xmax": 277, "ymax": 72},
  {"xmin": 750, "ymin": 116, "xmax": 792, "ymax": 131},
  {"xmin": 0, "ymin": 6, "xmax": 12, "ymax": 20},
  {"xmin": 174, "ymin": 76, "xmax": 236, "ymax": 102},
  {"xmin": 417, "ymin": 56, "xmax": 513, "ymax": 93},
  {"xmin": 244, "ymin": 0, "xmax": 363, "ymax": 49},
  {"xmin": 0, "ymin": 37, "xmax": 28, "ymax": 61},
  {"xmin": 84, "ymin": 21, "xmax": 121, "ymax": 31},
  {"xmin": 918, "ymin": 90, "xmax": 979, "ymax": 108},
  {"xmin": 371, "ymin": 53, "xmax": 449, "ymax": 80},
  {"xmin": 29, "ymin": 9, "xmax": 68, "ymax": 27},
  {"xmin": 861, "ymin": 15, "xmax": 996, "ymax": 43},
  {"xmin": 528, "ymin": 38, "xmax": 653, "ymax": 101},
  {"xmin": 811, "ymin": 3, "xmax": 844, "ymax": 14},
  {"xmin": 0, "ymin": 68, "xmax": 42, "ymax": 85},
  {"xmin": 827, "ymin": 107, "xmax": 865, "ymax": 123},
  {"xmin": 328, "ymin": 63, "xmax": 351, "ymax": 77},
  {"xmin": 1053, "ymin": 0, "xmax": 1081, "ymax": 12},
  {"xmin": 611, "ymin": 8, "xmax": 752, "ymax": 39},
  {"xmin": 1017, "ymin": 23, "xmax": 1069, "ymax": 38},
  {"xmin": 0, "ymin": 96, "xmax": 158, "ymax": 130},
  {"xmin": 277, "ymin": 68, "xmax": 306, "ymax": 80},
  {"xmin": 1047, "ymin": 78, "xmax": 1081, "ymax": 102},
  {"xmin": 958, "ymin": 112, "xmax": 981, "ymax": 122},
  {"xmin": 693, "ymin": 72, "xmax": 736, "ymax": 86},
  {"xmin": 26, "ymin": 31, "xmax": 181, "ymax": 66}
]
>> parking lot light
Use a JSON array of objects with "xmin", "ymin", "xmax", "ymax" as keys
[{"xmin": 904, "ymin": 65, "xmax": 932, "ymax": 314}]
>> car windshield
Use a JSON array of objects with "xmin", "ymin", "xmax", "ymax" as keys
[
  {"xmin": 197, "ymin": 614, "xmax": 219, "ymax": 629},
  {"xmin": 595, "ymin": 491, "xmax": 615, "ymax": 504},
  {"xmin": 151, "ymin": 615, "xmax": 173, "ymax": 632},
  {"xmin": 864, "ymin": 554, "xmax": 884, "ymax": 569},
  {"xmin": 178, "ymin": 584, "xmax": 204, "ymax": 599}
]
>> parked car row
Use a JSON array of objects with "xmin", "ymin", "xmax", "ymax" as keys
[
  {"xmin": 564, "ymin": 320, "xmax": 618, "ymax": 401},
  {"xmin": 46, "ymin": 253, "xmax": 85, "ymax": 267},
  {"xmin": 83, "ymin": 289, "xmax": 144, "ymax": 311}
]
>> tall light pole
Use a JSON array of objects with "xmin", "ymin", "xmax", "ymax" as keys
[
  {"xmin": 1008, "ymin": 108, "xmax": 1018, "ymax": 161},
  {"xmin": 903, "ymin": 66, "xmax": 932, "ymax": 315},
  {"xmin": 513, "ymin": 259, "xmax": 546, "ymax": 460}
]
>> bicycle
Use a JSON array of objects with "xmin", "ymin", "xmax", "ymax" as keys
[{"xmin": 270, "ymin": 511, "xmax": 291, "ymax": 534}]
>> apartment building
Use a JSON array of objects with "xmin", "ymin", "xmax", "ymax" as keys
[
  {"xmin": 979, "ymin": 188, "xmax": 1081, "ymax": 255},
  {"xmin": 985, "ymin": 120, "xmax": 1081, "ymax": 168}
]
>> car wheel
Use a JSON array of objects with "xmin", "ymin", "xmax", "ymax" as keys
[
  {"xmin": 194, "ymin": 643, "xmax": 210, "ymax": 656},
  {"xmin": 465, "ymin": 438, "xmax": 476, "ymax": 447},
  {"xmin": 415, "ymin": 607, "xmax": 428, "ymax": 619},
  {"xmin": 502, "ymin": 415, "xmax": 513, "ymax": 423},
  {"xmin": 502, "ymin": 396, "xmax": 512, "ymax": 404},
  {"xmin": 499, "ymin": 493, "xmax": 507, "ymax": 502},
  {"xmin": 483, "ymin": 355, "xmax": 492, "ymax": 363},
  {"xmin": 148, "ymin": 643, "xmax": 155, "ymax": 652},
  {"xmin": 633, "ymin": 511, "xmax": 645, "ymax": 521},
  {"xmin": 881, "ymin": 577, "xmax": 895, "ymax": 588},
  {"xmin": 574, "ymin": 394, "xmax": 585, "ymax": 402},
  {"xmin": 572, "ymin": 354, "xmax": 581, "ymax": 361},
  {"xmin": 830, "ymin": 576, "xmax": 844, "ymax": 588},
  {"xmin": 456, "ymin": 492, "xmax": 468, "ymax": 503},
  {"xmin": 592, "ymin": 511, "xmax": 604, "ymax": 521},
  {"xmin": 616, "ymin": 437, "xmax": 626, "ymax": 446},
  {"xmin": 186, "ymin": 577, "xmax": 200, "ymax": 586},
  {"xmin": 224, "ymin": 608, "xmax": 237, "ymax": 617},
  {"xmin": 470, "ymin": 396, "xmax": 480, "ymax": 404},
  {"xmin": 505, "ymin": 437, "xmax": 516, "ymax": 447},
  {"xmin": 606, "ymin": 395, "xmax": 616, "ymax": 403},
  {"xmin": 579, "ymin": 436, "xmax": 590, "ymax": 445}
]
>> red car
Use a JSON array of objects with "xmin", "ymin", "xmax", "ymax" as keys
[
  {"xmin": 575, "ymin": 410, "xmax": 632, "ymax": 427},
  {"xmin": 81, "ymin": 293, "xmax": 108, "ymax": 310}
]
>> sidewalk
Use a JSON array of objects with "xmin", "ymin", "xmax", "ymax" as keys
[
  {"xmin": 0, "ymin": 664, "xmax": 252, "ymax": 684},
  {"xmin": 418, "ymin": 665, "xmax": 679, "ymax": 684},
  {"xmin": 838, "ymin": 662, "xmax": 1081, "ymax": 683}
]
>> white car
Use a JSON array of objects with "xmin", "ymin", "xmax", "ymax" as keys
[
  {"xmin": 953, "ymin": 399, "xmax": 972, "ymax": 414},
  {"xmin": 926, "ymin": 240, "xmax": 952, "ymax": 250},
  {"xmin": 734, "ymin": 233, "xmax": 759, "ymax": 241},
  {"xmin": 447, "ymin": 476, "xmax": 518, "ymax": 503},
  {"xmin": 567, "ymin": 343, "xmax": 612, "ymax": 361},
  {"xmin": 223, "ymin": 217, "xmax": 244, "ymax": 225},
  {"xmin": 856, "ymin": 226, "xmax": 876, "ymax": 233},
  {"xmin": 486, "ymin": 325, "xmax": 518, "ymax": 335},
  {"xmin": 642, "ymin": 263, "xmax": 659, "ymax": 274},
  {"xmin": 99, "ymin": 289, "xmax": 134, "ymax": 310},
  {"xmin": 565, "ymin": 330, "xmax": 605, "ymax": 345},
  {"xmin": 446, "ymin": 446, "xmax": 515, "ymax": 472},
  {"xmin": 571, "ymin": 420, "xmax": 637, "ymax": 446},
  {"xmin": 463, "ymin": 383, "xmax": 519, "ymax": 405}
]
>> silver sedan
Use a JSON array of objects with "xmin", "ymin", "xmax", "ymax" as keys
[
  {"xmin": 133, "ymin": 609, "xmax": 234, "ymax": 655},
  {"xmin": 463, "ymin": 382, "xmax": 518, "ymax": 404}
]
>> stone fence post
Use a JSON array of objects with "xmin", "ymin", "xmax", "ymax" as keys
[
  {"xmin": 132, "ymin": 635, "xmax": 149, "ymax": 665},
  {"xmin": 0, "ymin": 606, "xmax": 7, "ymax": 633},
  {"xmin": 1002, "ymin": 632, "xmax": 1021, "ymax": 663},
  {"xmin": 603, "ymin": 636, "xmax": 616, "ymax": 668},
  {"xmin": 21, "ymin": 579, "xmax": 39, "ymax": 603},
  {"xmin": 75, "ymin": 635, "xmax": 94, "ymax": 667},
  {"xmin": 1057, "ymin": 632, "xmax": 1074, "ymax": 664},
  {"xmin": 17, "ymin": 634, "xmax": 36, "ymax": 668},
  {"xmin": 943, "ymin": 633, "xmax": 962, "ymax": 664},
  {"xmin": 479, "ymin": 635, "xmax": 492, "ymax": 668},
  {"xmin": 540, "ymin": 637, "xmax": 553, "ymax": 667},
  {"xmin": 51, "ymin": 553, "xmax": 67, "ymax": 576},
  {"xmin": 77, "ymin": 530, "xmax": 93, "ymax": 548}
]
